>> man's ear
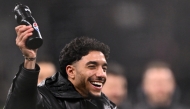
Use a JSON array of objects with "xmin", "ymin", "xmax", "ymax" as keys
[{"xmin": 66, "ymin": 65, "xmax": 75, "ymax": 79}]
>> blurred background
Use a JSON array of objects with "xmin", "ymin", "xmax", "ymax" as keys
[{"xmin": 1, "ymin": 0, "xmax": 190, "ymax": 108}]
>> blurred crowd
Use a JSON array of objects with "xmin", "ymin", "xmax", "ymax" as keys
[
  {"xmin": 1, "ymin": 0, "xmax": 190, "ymax": 109},
  {"xmin": 102, "ymin": 60, "xmax": 190, "ymax": 109}
]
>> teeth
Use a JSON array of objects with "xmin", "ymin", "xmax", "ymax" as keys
[{"xmin": 91, "ymin": 82, "xmax": 102, "ymax": 86}]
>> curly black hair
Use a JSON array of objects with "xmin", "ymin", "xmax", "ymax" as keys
[{"xmin": 59, "ymin": 36, "xmax": 110, "ymax": 78}]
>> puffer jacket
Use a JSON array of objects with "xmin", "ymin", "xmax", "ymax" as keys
[{"xmin": 4, "ymin": 64, "xmax": 117, "ymax": 109}]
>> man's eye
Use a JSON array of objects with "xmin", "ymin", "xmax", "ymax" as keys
[
  {"xmin": 88, "ymin": 66, "xmax": 95, "ymax": 68},
  {"xmin": 103, "ymin": 67, "xmax": 107, "ymax": 72}
]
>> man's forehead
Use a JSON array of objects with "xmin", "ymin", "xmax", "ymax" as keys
[
  {"xmin": 145, "ymin": 68, "xmax": 173, "ymax": 77},
  {"xmin": 142, "ymin": 68, "xmax": 174, "ymax": 81},
  {"xmin": 82, "ymin": 51, "xmax": 106, "ymax": 61},
  {"xmin": 71, "ymin": 51, "xmax": 107, "ymax": 67}
]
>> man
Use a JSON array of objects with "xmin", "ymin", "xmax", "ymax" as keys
[
  {"xmin": 4, "ymin": 25, "xmax": 117, "ymax": 109},
  {"xmin": 134, "ymin": 61, "xmax": 189, "ymax": 109},
  {"xmin": 102, "ymin": 61, "xmax": 132, "ymax": 109}
]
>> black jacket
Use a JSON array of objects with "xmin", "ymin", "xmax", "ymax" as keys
[{"xmin": 4, "ymin": 64, "xmax": 117, "ymax": 109}]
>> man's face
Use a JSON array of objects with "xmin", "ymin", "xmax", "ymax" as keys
[
  {"xmin": 143, "ymin": 68, "xmax": 175, "ymax": 105},
  {"xmin": 68, "ymin": 51, "xmax": 107, "ymax": 97},
  {"xmin": 102, "ymin": 74, "xmax": 127, "ymax": 105}
]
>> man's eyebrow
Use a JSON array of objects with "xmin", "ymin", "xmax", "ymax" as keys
[
  {"xmin": 103, "ymin": 63, "xmax": 108, "ymax": 67},
  {"xmin": 86, "ymin": 61, "xmax": 98, "ymax": 65},
  {"xmin": 86, "ymin": 61, "xmax": 107, "ymax": 66}
]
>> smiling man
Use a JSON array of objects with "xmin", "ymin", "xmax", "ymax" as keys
[
  {"xmin": 4, "ymin": 25, "xmax": 117, "ymax": 109},
  {"xmin": 68, "ymin": 51, "xmax": 108, "ymax": 97}
]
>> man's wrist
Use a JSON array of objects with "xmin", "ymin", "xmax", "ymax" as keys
[
  {"xmin": 23, "ymin": 55, "xmax": 37, "ymax": 69},
  {"xmin": 25, "ymin": 57, "xmax": 36, "ymax": 61},
  {"xmin": 23, "ymin": 55, "xmax": 36, "ymax": 61}
]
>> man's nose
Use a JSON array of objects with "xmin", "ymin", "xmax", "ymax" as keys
[{"xmin": 96, "ymin": 67, "xmax": 106, "ymax": 77}]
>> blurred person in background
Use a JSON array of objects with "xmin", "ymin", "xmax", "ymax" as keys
[
  {"xmin": 134, "ymin": 61, "xmax": 189, "ymax": 109},
  {"xmin": 102, "ymin": 61, "xmax": 133, "ymax": 109},
  {"xmin": 37, "ymin": 61, "xmax": 56, "ymax": 85}
]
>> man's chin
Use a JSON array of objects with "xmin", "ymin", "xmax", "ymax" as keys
[{"xmin": 88, "ymin": 91, "xmax": 102, "ymax": 98}]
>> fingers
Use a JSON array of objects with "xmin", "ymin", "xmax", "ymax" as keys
[
  {"xmin": 15, "ymin": 25, "xmax": 38, "ymax": 61},
  {"xmin": 15, "ymin": 25, "xmax": 32, "ymax": 35},
  {"xmin": 15, "ymin": 25, "xmax": 34, "ymax": 47}
]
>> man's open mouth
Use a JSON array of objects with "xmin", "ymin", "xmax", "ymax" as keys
[{"xmin": 90, "ymin": 82, "xmax": 103, "ymax": 87}]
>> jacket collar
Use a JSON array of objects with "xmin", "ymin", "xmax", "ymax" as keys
[
  {"xmin": 44, "ymin": 72, "xmax": 116, "ymax": 108},
  {"xmin": 45, "ymin": 72, "xmax": 83, "ymax": 99}
]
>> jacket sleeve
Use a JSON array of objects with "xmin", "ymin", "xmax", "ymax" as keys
[{"xmin": 3, "ymin": 63, "xmax": 46, "ymax": 109}]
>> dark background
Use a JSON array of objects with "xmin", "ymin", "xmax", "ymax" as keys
[{"xmin": 1, "ymin": 0, "xmax": 190, "ymax": 108}]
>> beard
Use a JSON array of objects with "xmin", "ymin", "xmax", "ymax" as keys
[
  {"xmin": 76, "ymin": 70, "xmax": 106, "ymax": 98},
  {"xmin": 87, "ymin": 91, "xmax": 102, "ymax": 98}
]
